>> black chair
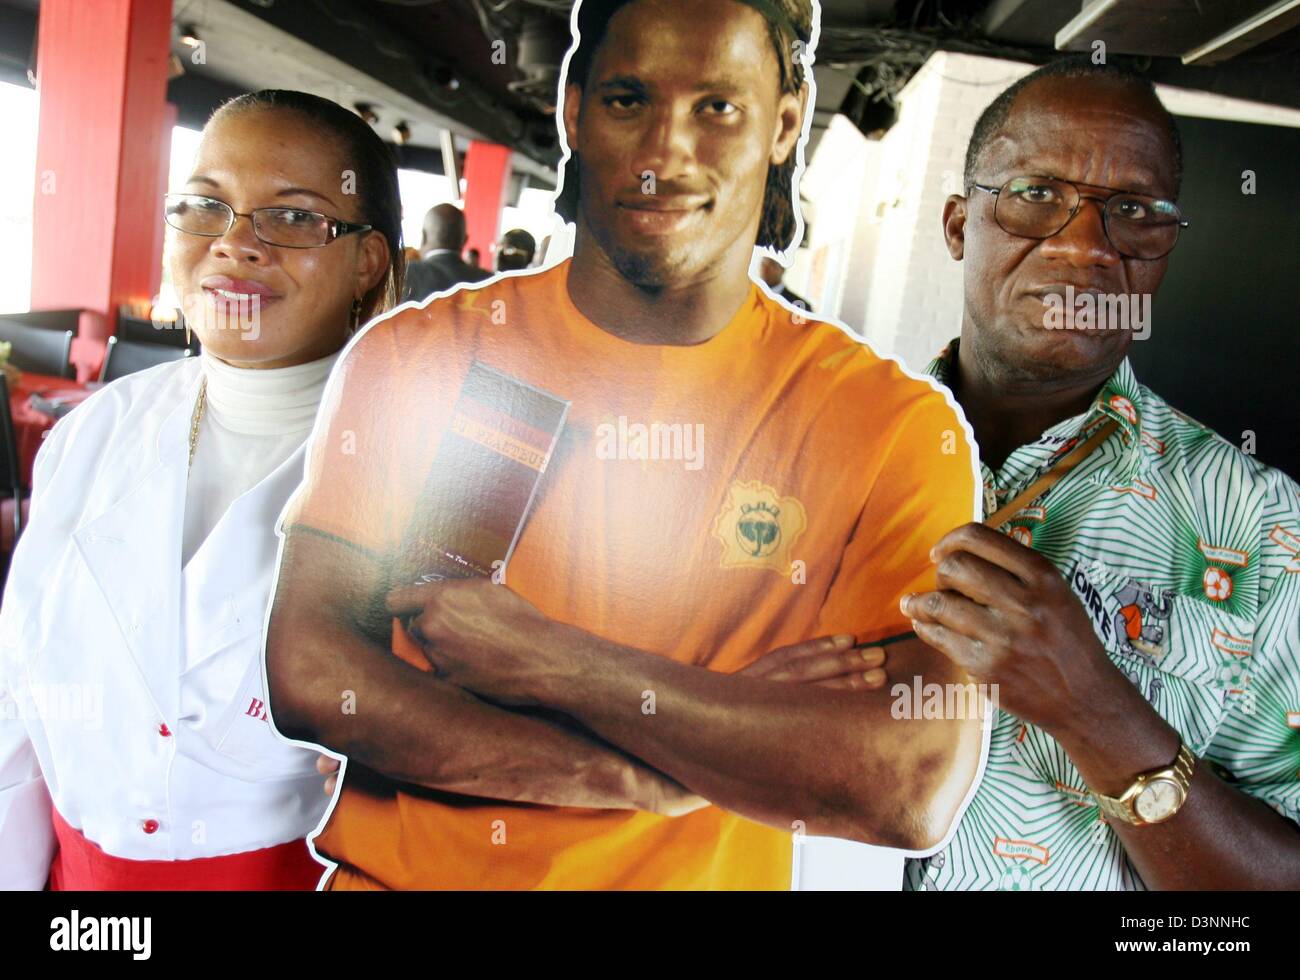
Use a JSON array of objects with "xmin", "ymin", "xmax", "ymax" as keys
[
  {"xmin": 117, "ymin": 310, "xmax": 198, "ymax": 352},
  {"xmin": 0, "ymin": 308, "xmax": 80, "ymax": 332},
  {"xmin": 99, "ymin": 336, "xmax": 193, "ymax": 383},
  {"xmin": 0, "ymin": 321, "xmax": 74, "ymax": 379},
  {"xmin": 0, "ymin": 374, "xmax": 24, "ymax": 551}
]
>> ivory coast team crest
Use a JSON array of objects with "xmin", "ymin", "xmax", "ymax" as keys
[{"xmin": 712, "ymin": 480, "xmax": 808, "ymax": 574}]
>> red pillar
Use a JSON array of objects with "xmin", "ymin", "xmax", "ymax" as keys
[
  {"xmin": 461, "ymin": 141, "xmax": 512, "ymax": 270},
  {"xmin": 29, "ymin": 0, "xmax": 172, "ymax": 380},
  {"xmin": 150, "ymin": 101, "xmax": 180, "ymax": 302}
]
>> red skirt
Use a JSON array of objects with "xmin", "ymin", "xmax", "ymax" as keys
[{"xmin": 48, "ymin": 807, "xmax": 324, "ymax": 891}]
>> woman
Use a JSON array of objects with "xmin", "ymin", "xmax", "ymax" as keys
[{"xmin": 0, "ymin": 89, "xmax": 402, "ymax": 889}]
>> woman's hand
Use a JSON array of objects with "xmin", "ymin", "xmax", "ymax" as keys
[{"xmin": 317, "ymin": 754, "xmax": 340, "ymax": 795}]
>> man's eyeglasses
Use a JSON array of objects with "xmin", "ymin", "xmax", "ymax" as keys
[
  {"xmin": 968, "ymin": 176, "xmax": 1189, "ymax": 260},
  {"xmin": 164, "ymin": 193, "xmax": 372, "ymax": 249}
]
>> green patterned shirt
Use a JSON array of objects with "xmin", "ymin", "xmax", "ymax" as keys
[{"xmin": 907, "ymin": 341, "xmax": 1300, "ymax": 890}]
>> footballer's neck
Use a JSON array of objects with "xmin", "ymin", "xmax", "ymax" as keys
[{"xmin": 567, "ymin": 219, "xmax": 755, "ymax": 347}]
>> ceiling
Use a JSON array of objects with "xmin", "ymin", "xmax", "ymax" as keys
[{"xmin": 2, "ymin": 0, "xmax": 1297, "ymax": 182}]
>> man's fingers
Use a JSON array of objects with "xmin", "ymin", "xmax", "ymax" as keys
[
  {"xmin": 741, "ymin": 633, "xmax": 854, "ymax": 677},
  {"xmin": 324, "ymin": 774, "xmax": 337, "ymax": 796},
  {"xmin": 901, "ymin": 590, "xmax": 999, "ymax": 676},
  {"xmin": 765, "ymin": 645, "xmax": 882, "ymax": 684},
  {"xmin": 909, "ymin": 619, "xmax": 982, "ymax": 672},
  {"xmin": 901, "ymin": 589, "xmax": 996, "ymax": 640},
  {"xmin": 933, "ymin": 548, "xmax": 1025, "ymax": 608},
  {"xmin": 812, "ymin": 666, "xmax": 887, "ymax": 691},
  {"xmin": 933, "ymin": 522, "xmax": 1047, "ymax": 585}
]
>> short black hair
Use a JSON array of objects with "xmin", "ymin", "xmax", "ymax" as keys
[
  {"xmin": 555, "ymin": 0, "xmax": 815, "ymax": 252},
  {"xmin": 501, "ymin": 228, "xmax": 537, "ymax": 251},
  {"xmin": 963, "ymin": 57, "xmax": 1183, "ymax": 198}
]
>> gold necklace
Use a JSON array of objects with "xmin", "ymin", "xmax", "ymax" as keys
[{"xmin": 187, "ymin": 376, "xmax": 208, "ymax": 472}]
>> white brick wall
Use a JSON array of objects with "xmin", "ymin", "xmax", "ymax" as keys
[
  {"xmin": 797, "ymin": 51, "xmax": 1300, "ymax": 374},
  {"xmin": 801, "ymin": 52, "xmax": 1036, "ymax": 372}
]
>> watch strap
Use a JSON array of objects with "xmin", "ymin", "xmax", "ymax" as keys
[{"xmin": 1092, "ymin": 742, "xmax": 1197, "ymax": 826}]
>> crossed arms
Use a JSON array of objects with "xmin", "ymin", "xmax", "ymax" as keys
[{"xmin": 265, "ymin": 527, "xmax": 985, "ymax": 851}]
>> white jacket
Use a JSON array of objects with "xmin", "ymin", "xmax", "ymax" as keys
[{"xmin": 0, "ymin": 358, "xmax": 326, "ymax": 889}]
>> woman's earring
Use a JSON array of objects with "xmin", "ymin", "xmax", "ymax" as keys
[{"xmin": 350, "ymin": 298, "xmax": 363, "ymax": 331}]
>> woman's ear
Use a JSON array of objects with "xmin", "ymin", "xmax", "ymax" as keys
[
  {"xmin": 356, "ymin": 230, "xmax": 390, "ymax": 298},
  {"xmin": 770, "ymin": 83, "xmax": 808, "ymax": 167}
]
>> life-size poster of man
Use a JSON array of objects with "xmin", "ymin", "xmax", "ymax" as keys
[{"xmin": 263, "ymin": 0, "xmax": 986, "ymax": 891}]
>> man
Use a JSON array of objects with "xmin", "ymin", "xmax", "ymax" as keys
[
  {"xmin": 759, "ymin": 254, "xmax": 810, "ymax": 311},
  {"xmin": 402, "ymin": 203, "xmax": 491, "ymax": 301},
  {"xmin": 901, "ymin": 59, "xmax": 1300, "ymax": 889},
  {"xmin": 495, "ymin": 228, "xmax": 537, "ymax": 271},
  {"xmin": 265, "ymin": 0, "xmax": 985, "ymax": 890}
]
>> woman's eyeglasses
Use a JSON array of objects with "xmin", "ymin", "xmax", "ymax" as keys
[
  {"xmin": 968, "ymin": 176, "xmax": 1189, "ymax": 260},
  {"xmin": 163, "ymin": 193, "xmax": 372, "ymax": 249}
]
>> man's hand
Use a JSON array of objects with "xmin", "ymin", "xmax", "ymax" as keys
[
  {"xmin": 389, "ymin": 579, "xmax": 892, "ymax": 705},
  {"xmin": 901, "ymin": 522, "xmax": 1122, "ymax": 735},
  {"xmin": 741, "ymin": 634, "xmax": 888, "ymax": 690},
  {"xmin": 386, "ymin": 578, "xmax": 557, "ymax": 706}
]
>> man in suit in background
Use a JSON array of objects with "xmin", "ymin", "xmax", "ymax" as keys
[{"xmin": 403, "ymin": 204, "xmax": 491, "ymax": 302}]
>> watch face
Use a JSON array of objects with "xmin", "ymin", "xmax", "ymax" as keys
[{"xmin": 1135, "ymin": 778, "xmax": 1182, "ymax": 823}]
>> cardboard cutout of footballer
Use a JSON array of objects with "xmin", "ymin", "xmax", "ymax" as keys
[{"xmin": 264, "ymin": 0, "xmax": 988, "ymax": 890}]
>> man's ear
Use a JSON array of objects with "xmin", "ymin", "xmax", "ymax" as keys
[
  {"xmin": 942, "ymin": 194, "xmax": 967, "ymax": 261},
  {"xmin": 770, "ymin": 83, "xmax": 808, "ymax": 167},
  {"xmin": 562, "ymin": 82, "xmax": 583, "ymax": 156}
]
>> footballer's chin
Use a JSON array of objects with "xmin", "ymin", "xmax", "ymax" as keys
[{"xmin": 607, "ymin": 246, "xmax": 681, "ymax": 291}]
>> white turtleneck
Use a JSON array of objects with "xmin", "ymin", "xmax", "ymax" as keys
[{"xmin": 181, "ymin": 349, "xmax": 340, "ymax": 567}]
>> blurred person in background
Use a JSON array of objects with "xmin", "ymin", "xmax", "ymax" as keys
[
  {"xmin": 403, "ymin": 202, "xmax": 490, "ymax": 301},
  {"xmin": 495, "ymin": 228, "xmax": 537, "ymax": 272}
]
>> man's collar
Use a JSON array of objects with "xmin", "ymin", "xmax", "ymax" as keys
[{"xmin": 928, "ymin": 338, "xmax": 1144, "ymax": 482}]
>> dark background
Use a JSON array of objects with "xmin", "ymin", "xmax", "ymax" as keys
[{"xmin": 1132, "ymin": 115, "xmax": 1298, "ymax": 481}]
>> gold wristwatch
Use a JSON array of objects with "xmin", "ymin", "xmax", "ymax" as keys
[{"xmin": 1092, "ymin": 742, "xmax": 1197, "ymax": 826}]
